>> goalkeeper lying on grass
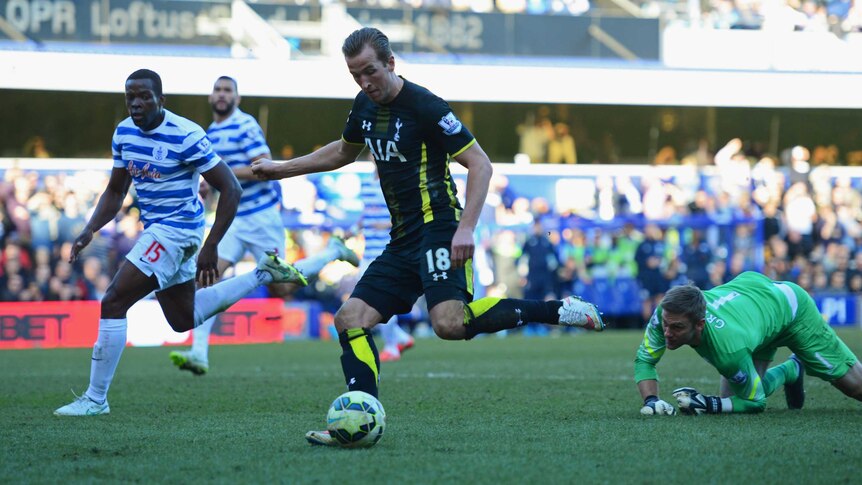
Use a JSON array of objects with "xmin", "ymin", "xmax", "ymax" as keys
[{"xmin": 634, "ymin": 272, "xmax": 862, "ymax": 415}]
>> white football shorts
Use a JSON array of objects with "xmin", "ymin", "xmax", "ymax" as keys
[
  {"xmin": 126, "ymin": 223, "xmax": 203, "ymax": 290},
  {"xmin": 218, "ymin": 204, "xmax": 285, "ymax": 263}
]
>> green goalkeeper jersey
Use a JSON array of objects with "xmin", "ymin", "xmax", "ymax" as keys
[{"xmin": 634, "ymin": 271, "xmax": 798, "ymax": 413}]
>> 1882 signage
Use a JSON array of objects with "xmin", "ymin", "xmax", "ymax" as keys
[{"xmin": 1, "ymin": 1, "xmax": 659, "ymax": 57}]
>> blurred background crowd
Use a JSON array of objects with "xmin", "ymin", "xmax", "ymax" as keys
[
  {"xmin": 267, "ymin": 0, "xmax": 862, "ymax": 34},
  {"xmin": 3, "ymin": 132, "xmax": 861, "ymax": 330},
  {"xmin": 2, "ymin": 0, "xmax": 860, "ymax": 332}
]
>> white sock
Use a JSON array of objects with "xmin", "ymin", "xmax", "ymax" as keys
[
  {"xmin": 191, "ymin": 316, "xmax": 215, "ymax": 361},
  {"xmin": 84, "ymin": 318, "xmax": 127, "ymax": 404},
  {"xmin": 379, "ymin": 315, "xmax": 403, "ymax": 352},
  {"xmin": 293, "ymin": 244, "xmax": 340, "ymax": 278},
  {"xmin": 193, "ymin": 271, "xmax": 270, "ymax": 327}
]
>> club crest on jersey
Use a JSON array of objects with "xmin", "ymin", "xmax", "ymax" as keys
[
  {"xmin": 197, "ymin": 137, "xmax": 211, "ymax": 152},
  {"xmin": 438, "ymin": 112, "xmax": 462, "ymax": 136},
  {"xmin": 394, "ymin": 118, "xmax": 403, "ymax": 141},
  {"xmin": 152, "ymin": 145, "xmax": 167, "ymax": 161}
]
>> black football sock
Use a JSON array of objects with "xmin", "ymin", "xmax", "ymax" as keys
[
  {"xmin": 463, "ymin": 297, "xmax": 563, "ymax": 339},
  {"xmin": 339, "ymin": 328, "xmax": 380, "ymax": 398}
]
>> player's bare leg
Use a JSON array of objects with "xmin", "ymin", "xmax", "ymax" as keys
[{"xmin": 832, "ymin": 361, "xmax": 862, "ymax": 402}]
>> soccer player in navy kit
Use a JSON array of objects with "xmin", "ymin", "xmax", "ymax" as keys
[{"xmin": 251, "ymin": 28, "xmax": 604, "ymax": 446}]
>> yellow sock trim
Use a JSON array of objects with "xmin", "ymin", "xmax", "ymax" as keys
[
  {"xmin": 346, "ymin": 328, "xmax": 379, "ymax": 383},
  {"xmin": 464, "ymin": 297, "xmax": 502, "ymax": 324}
]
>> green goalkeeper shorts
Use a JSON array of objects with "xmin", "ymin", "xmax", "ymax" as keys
[{"xmin": 780, "ymin": 282, "xmax": 859, "ymax": 381}]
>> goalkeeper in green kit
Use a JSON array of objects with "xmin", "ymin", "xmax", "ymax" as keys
[{"xmin": 634, "ymin": 271, "xmax": 862, "ymax": 415}]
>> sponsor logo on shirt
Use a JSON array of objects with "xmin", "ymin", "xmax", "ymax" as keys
[
  {"xmin": 438, "ymin": 112, "xmax": 462, "ymax": 136},
  {"xmin": 127, "ymin": 161, "xmax": 161, "ymax": 179}
]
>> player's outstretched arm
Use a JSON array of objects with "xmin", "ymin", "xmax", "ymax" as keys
[
  {"xmin": 634, "ymin": 312, "xmax": 671, "ymax": 414},
  {"xmin": 71, "ymin": 167, "xmax": 132, "ymax": 262},
  {"xmin": 251, "ymin": 140, "xmax": 363, "ymax": 180}
]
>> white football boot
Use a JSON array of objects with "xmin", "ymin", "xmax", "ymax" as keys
[
  {"xmin": 558, "ymin": 296, "xmax": 605, "ymax": 331},
  {"xmin": 54, "ymin": 393, "xmax": 110, "ymax": 416}
]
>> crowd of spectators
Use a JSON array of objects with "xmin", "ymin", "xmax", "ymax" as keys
[
  {"xmin": 273, "ymin": 0, "xmax": 862, "ymax": 34},
  {"xmin": 287, "ymin": 0, "xmax": 591, "ymax": 15},
  {"xmin": 2, "ymin": 136, "xmax": 862, "ymax": 330},
  {"xmin": 683, "ymin": 0, "xmax": 862, "ymax": 33}
]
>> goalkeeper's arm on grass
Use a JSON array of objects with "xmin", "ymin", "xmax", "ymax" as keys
[{"xmin": 634, "ymin": 319, "xmax": 676, "ymax": 416}]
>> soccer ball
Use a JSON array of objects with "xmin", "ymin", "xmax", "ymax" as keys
[{"xmin": 326, "ymin": 391, "xmax": 386, "ymax": 448}]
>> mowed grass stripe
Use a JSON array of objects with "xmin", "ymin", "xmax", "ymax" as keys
[{"xmin": 1, "ymin": 329, "xmax": 861, "ymax": 484}]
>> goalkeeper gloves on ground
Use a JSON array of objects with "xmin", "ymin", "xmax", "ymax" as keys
[
  {"xmin": 640, "ymin": 395, "xmax": 677, "ymax": 415},
  {"xmin": 672, "ymin": 387, "xmax": 722, "ymax": 415}
]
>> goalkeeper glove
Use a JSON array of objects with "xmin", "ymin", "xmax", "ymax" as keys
[
  {"xmin": 640, "ymin": 395, "xmax": 677, "ymax": 416},
  {"xmin": 672, "ymin": 387, "xmax": 722, "ymax": 415}
]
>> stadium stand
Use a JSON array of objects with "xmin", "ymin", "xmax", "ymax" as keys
[{"xmin": 0, "ymin": 0, "xmax": 860, "ymax": 335}]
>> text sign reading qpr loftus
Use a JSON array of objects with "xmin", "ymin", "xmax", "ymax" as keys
[
  {"xmin": 0, "ymin": 299, "xmax": 290, "ymax": 349},
  {"xmin": 0, "ymin": 0, "xmax": 231, "ymax": 43}
]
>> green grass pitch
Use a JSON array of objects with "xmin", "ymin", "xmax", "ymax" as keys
[{"xmin": 2, "ymin": 329, "xmax": 861, "ymax": 484}]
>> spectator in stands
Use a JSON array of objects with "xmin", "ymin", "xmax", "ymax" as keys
[
  {"xmin": 682, "ymin": 229, "xmax": 712, "ymax": 289},
  {"xmin": 714, "ymin": 138, "xmax": 752, "ymax": 205},
  {"xmin": 783, "ymin": 181, "xmax": 817, "ymax": 257},
  {"xmin": 848, "ymin": 271, "xmax": 862, "ymax": 294},
  {"xmin": 812, "ymin": 264, "xmax": 830, "ymax": 291},
  {"xmin": 828, "ymin": 267, "xmax": 848, "ymax": 292},
  {"xmin": 785, "ymin": 145, "xmax": 812, "ymax": 185},
  {"xmin": 636, "ymin": 223, "xmax": 670, "ymax": 322},
  {"xmin": 57, "ymin": 193, "xmax": 87, "ymax": 246},
  {"xmin": 31, "ymin": 261, "xmax": 52, "ymax": 300},
  {"xmin": 80, "ymin": 256, "xmax": 105, "ymax": 300},
  {"xmin": 517, "ymin": 114, "xmax": 553, "ymax": 163},
  {"xmin": 22, "ymin": 136, "xmax": 52, "ymax": 158},
  {"xmin": 518, "ymin": 219, "xmax": 560, "ymax": 333},
  {"xmin": 0, "ymin": 272, "xmax": 29, "ymax": 301},
  {"xmin": 0, "ymin": 169, "xmax": 35, "ymax": 244},
  {"xmin": 547, "ymin": 122, "xmax": 577, "ymax": 164},
  {"xmin": 761, "ymin": 200, "xmax": 783, "ymax": 241}
]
